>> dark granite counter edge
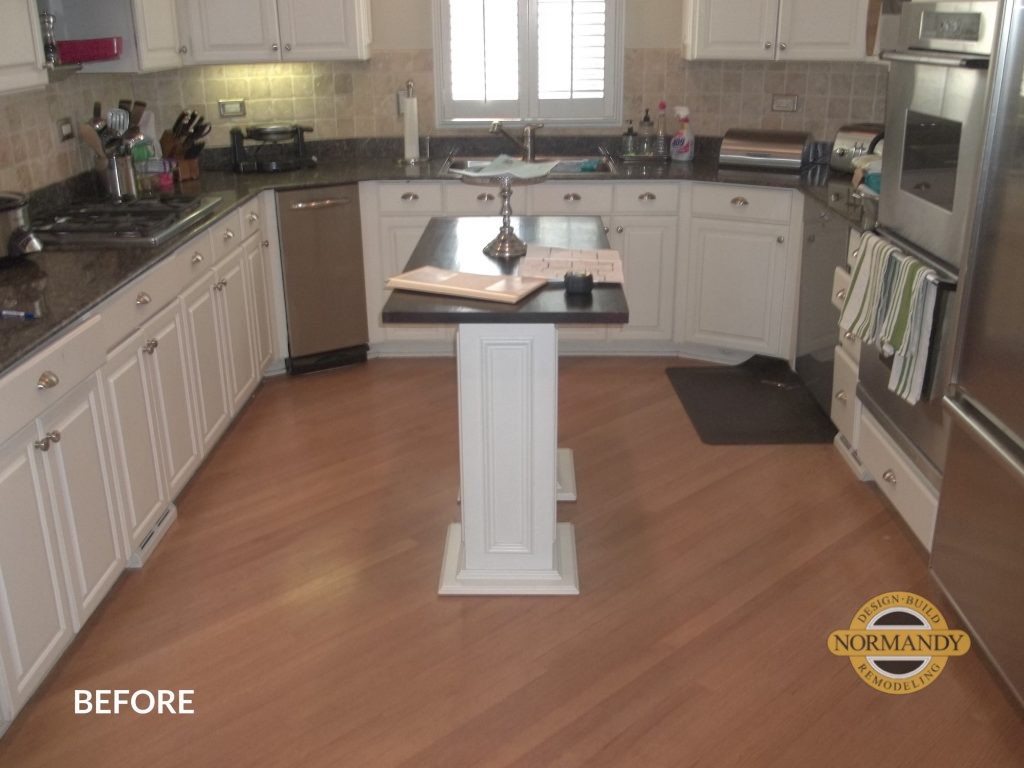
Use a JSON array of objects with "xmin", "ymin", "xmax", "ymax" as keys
[{"xmin": 3, "ymin": 153, "xmax": 861, "ymax": 376}]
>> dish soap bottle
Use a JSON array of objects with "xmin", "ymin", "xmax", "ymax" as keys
[
  {"xmin": 639, "ymin": 108, "xmax": 654, "ymax": 155},
  {"xmin": 670, "ymin": 107, "xmax": 695, "ymax": 162},
  {"xmin": 654, "ymin": 100, "xmax": 668, "ymax": 157},
  {"xmin": 621, "ymin": 120, "xmax": 637, "ymax": 156}
]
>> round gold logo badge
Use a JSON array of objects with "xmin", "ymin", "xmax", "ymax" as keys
[{"xmin": 828, "ymin": 592, "xmax": 970, "ymax": 694}]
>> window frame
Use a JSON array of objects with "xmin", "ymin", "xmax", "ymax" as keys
[{"xmin": 432, "ymin": 0, "xmax": 624, "ymax": 129}]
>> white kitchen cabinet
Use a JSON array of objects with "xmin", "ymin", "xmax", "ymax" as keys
[
  {"xmin": 178, "ymin": 0, "xmax": 370, "ymax": 64},
  {"xmin": 52, "ymin": 0, "xmax": 184, "ymax": 73},
  {"xmin": 0, "ymin": 0, "xmax": 46, "ymax": 93},
  {"xmin": 683, "ymin": 218, "xmax": 792, "ymax": 356},
  {"xmin": 181, "ymin": 271, "xmax": 232, "ymax": 454},
  {"xmin": 216, "ymin": 249, "xmax": 259, "ymax": 414},
  {"xmin": 682, "ymin": 0, "xmax": 868, "ymax": 61},
  {"xmin": 0, "ymin": 422, "xmax": 74, "ymax": 722},
  {"xmin": 242, "ymin": 233, "xmax": 274, "ymax": 374},
  {"xmin": 606, "ymin": 215, "xmax": 678, "ymax": 343}
]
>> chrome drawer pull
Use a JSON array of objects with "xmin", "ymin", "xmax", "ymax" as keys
[
  {"xmin": 136, "ymin": 291, "xmax": 152, "ymax": 306},
  {"xmin": 731, "ymin": 197, "xmax": 749, "ymax": 207},
  {"xmin": 191, "ymin": 252, "xmax": 204, "ymax": 265},
  {"xmin": 563, "ymin": 193, "xmax": 582, "ymax": 202},
  {"xmin": 843, "ymin": 330, "xmax": 856, "ymax": 341},
  {"xmin": 835, "ymin": 390, "xmax": 848, "ymax": 404},
  {"xmin": 46, "ymin": 430, "xmax": 60, "ymax": 444},
  {"xmin": 36, "ymin": 371, "xmax": 60, "ymax": 390},
  {"xmin": 616, "ymin": 225, "xmax": 624, "ymax": 233},
  {"xmin": 400, "ymin": 192, "xmax": 420, "ymax": 201},
  {"xmin": 638, "ymin": 192, "xmax": 657, "ymax": 201},
  {"xmin": 143, "ymin": 339, "xmax": 159, "ymax": 355},
  {"xmin": 34, "ymin": 437, "xmax": 50, "ymax": 452},
  {"xmin": 214, "ymin": 279, "xmax": 227, "ymax": 292},
  {"xmin": 223, "ymin": 229, "xmax": 235, "ymax": 241},
  {"xmin": 476, "ymin": 193, "xmax": 495, "ymax": 202},
  {"xmin": 248, "ymin": 212, "xmax": 260, "ymax": 223},
  {"xmin": 290, "ymin": 198, "xmax": 349, "ymax": 210},
  {"xmin": 835, "ymin": 288, "xmax": 848, "ymax": 302},
  {"xmin": 882, "ymin": 469, "xmax": 897, "ymax": 485}
]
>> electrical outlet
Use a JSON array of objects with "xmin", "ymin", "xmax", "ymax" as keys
[
  {"xmin": 218, "ymin": 99, "xmax": 246, "ymax": 118},
  {"xmin": 771, "ymin": 94, "xmax": 800, "ymax": 113},
  {"xmin": 57, "ymin": 117, "xmax": 74, "ymax": 142}
]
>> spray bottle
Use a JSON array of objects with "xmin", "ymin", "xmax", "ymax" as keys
[{"xmin": 670, "ymin": 107, "xmax": 694, "ymax": 162}]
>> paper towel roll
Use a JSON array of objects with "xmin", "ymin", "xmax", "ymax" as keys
[{"xmin": 404, "ymin": 96, "xmax": 419, "ymax": 162}]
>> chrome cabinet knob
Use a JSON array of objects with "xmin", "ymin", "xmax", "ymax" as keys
[
  {"xmin": 36, "ymin": 370, "xmax": 60, "ymax": 390},
  {"xmin": 136, "ymin": 291, "xmax": 152, "ymax": 306},
  {"xmin": 46, "ymin": 430, "xmax": 61, "ymax": 444},
  {"xmin": 764, "ymin": 41, "xmax": 773, "ymax": 49},
  {"xmin": 248, "ymin": 212, "xmax": 259, "ymax": 223},
  {"xmin": 191, "ymin": 252, "xmax": 204, "ymax": 265},
  {"xmin": 476, "ymin": 193, "xmax": 495, "ymax": 202},
  {"xmin": 563, "ymin": 193, "xmax": 582, "ymax": 202},
  {"xmin": 223, "ymin": 229, "xmax": 235, "ymax": 241},
  {"xmin": 777, "ymin": 236, "xmax": 785, "ymax": 244},
  {"xmin": 779, "ymin": 42, "xmax": 788, "ymax": 51},
  {"xmin": 178, "ymin": 45, "xmax": 188, "ymax": 55},
  {"xmin": 731, "ymin": 197, "xmax": 749, "ymax": 207},
  {"xmin": 143, "ymin": 339, "xmax": 159, "ymax": 355},
  {"xmin": 400, "ymin": 192, "xmax": 420, "ymax": 201},
  {"xmin": 272, "ymin": 43, "xmax": 280, "ymax": 52},
  {"xmin": 835, "ymin": 390, "xmax": 848, "ymax": 404},
  {"xmin": 603, "ymin": 226, "xmax": 609, "ymax": 234},
  {"xmin": 638, "ymin": 192, "xmax": 657, "ymax": 201},
  {"xmin": 34, "ymin": 437, "xmax": 50, "ymax": 452},
  {"xmin": 836, "ymin": 288, "xmax": 847, "ymax": 301},
  {"xmin": 843, "ymin": 330, "xmax": 856, "ymax": 341},
  {"xmin": 882, "ymin": 469, "xmax": 897, "ymax": 485},
  {"xmin": 262, "ymin": 240, "xmax": 270, "ymax": 248},
  {"xmin": 284, "ymin": 43, "xmax": 292, "ymax": 52},
  {"xmin": 214, "ymin": 279, "xmax": 227, "ymax": 292},
  {"xmin": 616, "ymin": 225, "xmax": 624, "ymax": 233}
]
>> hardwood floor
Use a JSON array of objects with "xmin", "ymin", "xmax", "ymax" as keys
[{"xmin": 1, "ymin": 357, "xmax": 1021, "ymax": 767}]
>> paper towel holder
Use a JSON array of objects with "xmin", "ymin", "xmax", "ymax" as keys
[{"xmin": 397, "ymin": 80, "xmax": 422, "ymax": 166}]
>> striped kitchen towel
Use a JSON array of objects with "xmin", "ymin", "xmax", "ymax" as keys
[{"xmin": 839, "ymin": 231, "xmax": 899, "ymax": 344}]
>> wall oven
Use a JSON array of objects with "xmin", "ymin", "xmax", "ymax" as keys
[{"xmin": 859, "ymin": 0, "xmax": 997, "ymax": 484}]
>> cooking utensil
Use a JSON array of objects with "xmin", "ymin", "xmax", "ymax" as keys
[
  {"xmin": 830, "ymin": 123, "xmax": 885, "ymax": 173},
  {"xmin": 106, "ymin": 108, "xmax": 129, "ymax": 136},
  {"xmin": 118, "ymin": 99, "xmax": 131, "ymax": 112},
  {"xmin": 79, "ymin": 123, "xmax": 107, "ymax": 160},
  {"xmin": 88, "ymin": 101, "xmax": 106, "ymax": 134},
  {"xmin": 105, "ymin": 155, "xmax": 137, "ymax": 200},
  {"xmin": 129, "ymin": 100, "xmax": 146, "ymax": 129},
  {"xmin": 0, "ymin": 192, "xmax": 43, "ymax": 259}
]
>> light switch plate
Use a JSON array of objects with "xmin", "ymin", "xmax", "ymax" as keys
[
  {"xmin": 218, "ymin": 99, "xmax": 246, "ymax": 118},
  {"xmin": 57, "ymin": 117, "xmax": 74, "ymax": 142},
  {"xmin": 771, "ymin": 94, "xmax": 800, "ymax": 113}
]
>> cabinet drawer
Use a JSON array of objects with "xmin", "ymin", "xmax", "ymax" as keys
[
  {"xmin": 531, "ymin": 183, "xmax": 613, "ymax": 215},
  {"xmin": 239, "ymin": 198, "xmax": 262, "ymax": 240},
  {"xmin": 859, "ymin": 410, "xmax": 939, "ymax": 550},
  {"xmin": 0, "ymin": 315, "xmax": 104, "ymax": 442},
  {"xmin": 210, "ymin": 208, "xmax": 244, "ymax": 261},
  {"xmin": 443, "ymin": 183, "xmax": 503, "ymax": 215},
  {"xmin": 831, "ymin": 266, "xmax": 851, "ymax": 311},
  {"xmin": 830, "ymin": 345, "xmax": 859, "ymax": 441},
  {"xmin": 847, "ymin": 228, "xmax": 862, "ymax": 269},
  {"xmin": 101, "ymin": 252, "xmax": 193, "ymax": 351},
  {"xmin": 612, "ymin": 183, "xmax": 680, "ymax": 214},
  {"xmin": 692, "ymin": 184, "xmax": 792, "ymax": 224},
  {"xmin": 179, "ymin": 229, "xmax": 215, "ymax": 278},
  {"xmin": 378, "ymin": 182, "xmax": 444, "ymax": 214}
]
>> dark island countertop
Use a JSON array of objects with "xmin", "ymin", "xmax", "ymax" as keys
[
  {"xmin": 1, "ymin": 153, "xmax": 866, "ymax": 377},
  {"xmin": 381, "ymin": 216, "xmax": 629, "ymax": 325}
]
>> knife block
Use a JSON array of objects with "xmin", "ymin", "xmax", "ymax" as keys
[{"xmin": 176, "ymin": 158, "xmax": 200, "ymax": 181}]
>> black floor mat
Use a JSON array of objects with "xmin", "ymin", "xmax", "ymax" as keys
[{"xmin": 666, "ymin": 356, "xmax": 837, "ymax": 445}]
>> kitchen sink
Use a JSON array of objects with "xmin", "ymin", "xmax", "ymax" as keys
[{"xmin": 442, "ymin": 156, "xmax": 616, "ymax": 178}]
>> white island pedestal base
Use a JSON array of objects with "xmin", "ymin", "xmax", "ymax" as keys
[{"xmin": 438, "ymin": 323, "xmax": 580, "ymax": 596}]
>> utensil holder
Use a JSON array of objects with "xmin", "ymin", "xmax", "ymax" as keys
[{"xmin": 106, "ymin": 155, "xmax": 137, "ymax": 200}]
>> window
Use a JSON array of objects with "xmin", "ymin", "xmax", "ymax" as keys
[{"xmin": 433, "ymin": 0, "xmax": 623, "ymax": 127}]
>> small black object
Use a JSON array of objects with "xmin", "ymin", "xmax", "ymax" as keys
[{"xmin": 564, "ymin": 271, "xmax": 593, "ymax": 295}]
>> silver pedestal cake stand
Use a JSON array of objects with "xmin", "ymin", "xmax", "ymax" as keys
[{"xmin": 458, "ymin": 172, "xmax": 549, "ymax": 258}]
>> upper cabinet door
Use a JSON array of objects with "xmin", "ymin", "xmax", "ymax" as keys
[
  {"xmin": 179, "ymin": 0, "xmax": 282, "ymax": 63},
  {"xmin": 132, "ymin": 0, "xmax": 184, "ymax": 70},
  {"xmin": 690, "ymin": 0, "xmax": 779, "ymax": 61},
  {"xmin": 277, "ymin": 0, "xmax": 371, "ymax": 60},
  {"xmin": 0, "ymin": 0, "xmax": 46, "ymax": 94},
  {"xmin": 776, "ymin": 0, "xmax": 868, "ymax": 61}
]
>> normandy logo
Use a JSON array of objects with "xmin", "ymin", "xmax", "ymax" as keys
[{"xmin": 828, "ymin": 591, "xmax": 970, "ymax": 695}]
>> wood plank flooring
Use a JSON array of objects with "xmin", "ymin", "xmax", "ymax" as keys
[{"xmin": 1, "ymin": 357, "xmax": 1021, "ymax": 767}]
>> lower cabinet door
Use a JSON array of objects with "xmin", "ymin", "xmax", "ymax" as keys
[
  {"xmin": 39, "ymin": 374, "xmax": 124, "ymax": 632},
  {"xmin": 685, "ymin": 218, "xmax": 789, "ymax": 355},
  {"xmin": 0, "ymin": 423, "xmax": 74, "ymax": 720},
  {"xmin": 181, "ymin": 273, "xmax": 231, "ymax": 453},
  {"xmin": 216, "ymin": 249, "xmax": 258, "ymax": 414},
  {"xmin": 243, "ymin": 233, "xmax": 274, "ymax": 373},
  {"xmin": 606, "ymin": 215, "xmax": 678, "ymax": 342},
  {"xmin": 379, "ymin": 217, "xmax": 450, "ymax": 343}
]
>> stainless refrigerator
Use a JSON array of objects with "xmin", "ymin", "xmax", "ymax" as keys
[{"xmin": 931, "ymin": 0, "xmax": 1024, "ymax": 707}]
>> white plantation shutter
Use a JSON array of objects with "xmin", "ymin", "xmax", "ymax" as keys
[{"xmin": 435, "ymin": 0, "xmax": 622, "ymax": 126}]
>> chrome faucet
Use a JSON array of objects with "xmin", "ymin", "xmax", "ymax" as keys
[{"xmin": 489, "ymin": 121, "xmax": 544, "ymax": 161}]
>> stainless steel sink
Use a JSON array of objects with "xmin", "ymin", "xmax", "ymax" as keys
[{"xmin": 442, "ymin": 156, "xmax": 616, "ymax": 177}]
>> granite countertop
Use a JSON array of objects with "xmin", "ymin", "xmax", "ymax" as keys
[
  {"xmin": 381, "ymin": 216, "xmax": 629, "ymax": 325},
  {"xmin": 0, "ymin": 151, "xmax": 864, "ymax": 377}
]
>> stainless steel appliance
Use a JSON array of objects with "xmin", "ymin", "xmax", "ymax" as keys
[
  {"xmin": 830, "ymin": 123, "xmax": 884, "ymax": 173},
  {"xmin": 857, "ymin": 0, "xmax": 997, "ymax": 485},
  {"xmin": 0, "ymin": 192, "xmax": 42, "ymax": 259},
  {"xmin": 718, "ymin": 129, "xmax": 811, "ymax": 171},
  {"xmin": 230, "ymin": 124, "xmax": 314, "ymax": 174},
  {"xmin": 277, "ymin": 184, "xmax": 368, "ymax": 373},
  {"xmin": 931, "ymin": 0, "xmax": 1024, "ymax": 707},
  {"xmin": 35, "ymin": 195, "xmax": 221, "ymax": 248}
]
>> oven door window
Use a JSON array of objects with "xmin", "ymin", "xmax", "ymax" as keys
[{"xmin": 900, "ymin": 110, "xmax": 962, "ymax": 211}]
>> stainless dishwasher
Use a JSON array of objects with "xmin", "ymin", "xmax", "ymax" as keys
[{"xmin": 277, "ymin": 184, "xmax": 369, "ymax": 374}]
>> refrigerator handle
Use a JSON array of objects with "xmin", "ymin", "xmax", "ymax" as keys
[{"xmin": 944, "ymin": 396, "xmax": 1024, "ymax": 478}]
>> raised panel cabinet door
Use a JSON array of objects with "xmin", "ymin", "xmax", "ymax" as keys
[
  {"xmin": 40, "ymin": 375, "xmax": 124, "ymax": 632},
  {"xmin": 181, "ymin": 276, "xmax": 231, "ymax": 454},
  {"xmin": 381, "ymin": 217, "xmax": 448, "ymax": 342},
  {"xmin": 0, "ymin": 423, "xmax": 73, "ymax": 718},
  {"xmin": 243, "ymin": 234, "xmax": 274, "ymax": 373},
  {"xmin": 776, "ymin": 0, "xmax": 868, "ymax": 61},
  {"xmin": 102, "ymin": 331, "xmax": 168, "ymax": 552},
  {"xmin": 606, "ymin": 215, "xmax": 678, "ymax": 342},
  {"xmin": 132, "ymin": 0, "xmax": 184, "ymax": 70},
  {"xmin": 216, "ymin": 250, "xmax": 258, "ymax": 414},
  {"xmin": 0, "ymin": 0, "xmax": 46, "ymax": 93},
  {"xmin": 146, "ymin": 301, "xmax": 202, "ymax": 499},
  {"xmin": 179, "ymin": 0, "xmax": 281, "ymax": 63},
  {"xmin": 686, "ymin": 219, "xmax": 788, "ymax": 355},
  {"xmin": 693, "ymin": 0, "xmax": 778, "ymax": 60},
  {"xmin": 277, "ymin": 0, "xmax": 370, "ymax": 60}
]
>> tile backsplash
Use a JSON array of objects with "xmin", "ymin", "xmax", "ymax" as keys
[{"xmin": 0, "ymin": 48, "xmax": 886, "ymax": 194}]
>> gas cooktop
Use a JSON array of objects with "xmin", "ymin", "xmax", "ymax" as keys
[{"xmin": 36, "ymin": 195, "xmax": 222, "ymax": 248}]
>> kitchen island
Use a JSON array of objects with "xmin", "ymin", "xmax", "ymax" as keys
[{"xmin": 383, "ymin": 216, "xmax": 628, "ymax": 595}]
